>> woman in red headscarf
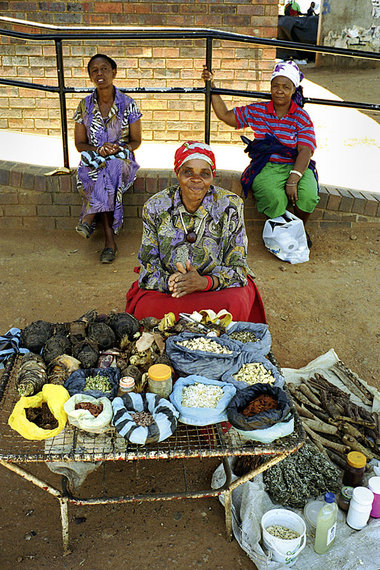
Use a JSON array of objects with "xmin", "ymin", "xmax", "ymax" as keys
[{"xmin": 125, "ymin": 141, "xmax": 266, "ymax": 323}]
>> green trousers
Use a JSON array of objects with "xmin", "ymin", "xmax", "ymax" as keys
[{"xmin": 252, "ymin": 162, "xmax": 319, "ymax": 218}]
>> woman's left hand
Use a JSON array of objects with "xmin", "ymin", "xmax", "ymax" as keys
[
  {"xmin": 285, "ymin": 178, "xmax": 298, "ymax": 205},
  {"xmin": 169, "ymin": 261, "xmax": 208, "ymax": 298}
]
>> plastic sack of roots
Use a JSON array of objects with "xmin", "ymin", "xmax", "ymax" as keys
[
  {"xmin": 165, "ymin": 332, "xmax": 241, "ymax": 381},
  {"xmin": 169, "ymin": 375, "xmax": 236, "ymax": 426},
  {"xmin": 64, "ymin": 394, "xmax": 113, "ymax": 433},
  {"xmin": 225, "ymin": 321, "xmax": 271, "ymax": 358},
  {"xmin": 221, "ymin": 353, "xmax": 284, "ymax": 391},
  {"xmin": 112, "ymin": 392, "xmax": 179, "ymax": 445},
  {"xmin": 8, "ymin": 384, "xmax": 70, "ymax": 440},
  {"xmin": 64, "ymin": 367, "xmax": 120, "ymax": 400},
  {"xmin": 226, "ymin": 383, "xmax": 293, "ymax": 431}
]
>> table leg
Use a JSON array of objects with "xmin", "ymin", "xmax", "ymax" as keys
[{"xmin": 59, "ymin": 496, "xmax": 71, "ymax": 556}]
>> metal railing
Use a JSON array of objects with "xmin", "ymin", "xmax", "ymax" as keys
[{"xmin": 0, "ymin": 16, "xmax": 379, "ymax": 168}]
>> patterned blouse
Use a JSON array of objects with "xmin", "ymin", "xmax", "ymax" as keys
[
  {"xmin": 138, "ymin": 184, "xmax": 253, "ymax": 293},
  {"xmin": 73, "ymin": 87, "xmax": 142, "ymax": 148}
]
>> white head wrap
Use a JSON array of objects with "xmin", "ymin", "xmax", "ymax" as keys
[{"xmin": 271, "ymin": 60, "xmax": 304, "ymax": 88}]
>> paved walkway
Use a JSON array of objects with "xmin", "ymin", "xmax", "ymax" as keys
[{"xmin": 0, "ymin": 78, "xmax": 379, "ymax": 194}]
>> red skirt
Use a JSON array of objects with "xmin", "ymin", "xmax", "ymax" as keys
[{"xmin": 125, "ymin": 275, "xmax": 266, "ymax": 323}]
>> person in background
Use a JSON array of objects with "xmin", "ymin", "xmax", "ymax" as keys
[
  {"xmin": 74, "ymin": 54, "xmax": 142, "ymax": 264},
  {"xmin": 284, "ymin": 1, "xmax": 301, "ymax": 16},
  {"xmin": 201, "ymin": 60, "xmax": 319, "ymax": 246},
  {"xmin": 125, "ymin": 141, "xmax": 266, "ymax": 323},
  {"xmin": 306, "ymin": 2, "xmax": 317, "ymax": 16}
]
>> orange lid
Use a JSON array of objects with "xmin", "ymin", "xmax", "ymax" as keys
[
  {"xmin": 148, "ymin": 364, "xmax": 172, "ymax": 382},
  {"xmin": 347, "ymin": 451, "xmax": 366, "ymax": 469}
]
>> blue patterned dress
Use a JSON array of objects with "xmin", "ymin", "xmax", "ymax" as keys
[{"xmin": 73, "ymin": 88, "xmax": 142, "ymax": 233}]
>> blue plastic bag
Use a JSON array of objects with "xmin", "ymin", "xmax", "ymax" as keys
[
  {"xmin": 169, "ymin": 375, "xmax": 236, "ymax": 426},
  {"xmin": 221, "ymin": 354, "xmax": 284, "ymax": 390},
  {"xmin": 226, "ymin": 322, "xmax": 271, "ymax": 358},
  {"xmin": 64, "ymin": 367, "xmax": 120, "ymax": 400},
  {"xmin": 165, "ymin": 332, "xmax": 240, "ymax": 381}
]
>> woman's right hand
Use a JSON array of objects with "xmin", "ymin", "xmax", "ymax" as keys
[{"xmin": 98, "ymin": 142, "xmax": 121, "ymax": 156}]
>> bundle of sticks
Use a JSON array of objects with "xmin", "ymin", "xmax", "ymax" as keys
[{"xmin": 287, "ymin": 361, "xmax": 380, "ymax": 471}]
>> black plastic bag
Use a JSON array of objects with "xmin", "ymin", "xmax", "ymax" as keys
[
  {"xmin": 226, "ymin": 384, "xmax": 293, "ymax": 431},
  {"xmin": 165, "ymin": 332, "xmax": 240, "ymax": 380},
  {"xmin": 64, "ymin": 367, "xmax": 120, "ymax": 400}
]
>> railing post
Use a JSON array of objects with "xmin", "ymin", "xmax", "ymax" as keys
[
  {"xmin": 204, "ymin": 36, "xmax": 213, "ymax": 145},
  {"xmin": 55, "ymin": 39, "xmax": 70, "ymax": 169}
]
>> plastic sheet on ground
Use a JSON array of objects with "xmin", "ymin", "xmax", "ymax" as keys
[{"xmin": 211, "ymin": 350, "xmax": 380, "ymax": 570}]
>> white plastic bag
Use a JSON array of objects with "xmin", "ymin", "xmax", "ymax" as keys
[
  {"xmin": 262, "ymin": 211, "xmax": 309, "ymax": 264},
  {"xmin": 64, "ymin": 394, "xmax": 113, "ymax": 433}
]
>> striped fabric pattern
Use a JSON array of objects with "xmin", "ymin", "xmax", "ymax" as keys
[
  {"xmin": 233, "ymin": 100, "xmax": 316, "ymax": 164},
  {"xmin": 112, "ymin": 392, "xmax": 179, "ymax": 445}
]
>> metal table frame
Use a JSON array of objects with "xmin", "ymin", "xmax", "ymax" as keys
[{"xmin": 0, "ymin": 355, "xmax": 304, "ymax": 555}]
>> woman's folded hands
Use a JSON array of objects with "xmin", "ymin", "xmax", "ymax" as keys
[{"xmin": 168, "ymin": 260, "xmax": 209, "ymax": 298}]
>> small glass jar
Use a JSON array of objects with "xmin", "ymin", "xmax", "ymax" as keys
[
  {"xmin": 338, "ymin": 486, "xmax": 353, "ymax": 512},
  {"xmin": 118, "ymin": 376, "xmax": 135, "ymax": 396},
  {"xmin": 147, "ymin": 364, "xmax": 172, "ymax": 399},
  {"xmin": 342, "ymin": 451, "xmax": 366, "ymax": 487}
]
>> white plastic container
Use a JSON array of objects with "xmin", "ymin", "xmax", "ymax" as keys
[
  {"xmin": 346, "ymin": 486, "xmax": 374, "ymax": 530},
  {"xmin": 261, "ymin": 508, "xmax": 306, "ymax": 567}
]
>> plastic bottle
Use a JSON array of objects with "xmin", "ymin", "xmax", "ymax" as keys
[
  {"xmin": 346, "ymin": 487, "xmax": 374, "ymax": 530},
  {"xmin": 147, "ymin": 364, "xmax": 173, "ymax": 398},
  {"xmin": 342, "ymin": 451, "xmax": 366, "ymax": 487},
  {"xmin": 314, "ymin": 492, "xmax": 338, "ymax": 554}
]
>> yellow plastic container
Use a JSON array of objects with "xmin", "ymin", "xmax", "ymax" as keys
[{"xmin": 147, "ymin": 364, "xmax": 172, "ymax": 398}]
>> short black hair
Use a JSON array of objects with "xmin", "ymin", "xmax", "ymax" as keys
[{"xmin": 87, "ymin": 54, "xmax": 117, "ymax": 75}]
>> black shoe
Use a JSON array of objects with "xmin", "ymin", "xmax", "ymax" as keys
[
  {"xmin": 100, "ymin": 246, "xmax": 117, "ymax": 263},
  {"xmin": 306, "ymin": 231, "xmax": 312, "ymax": 249},
  {"xmin": 76, "ymin": 221, "xmax": 93, "ymax": 239}
]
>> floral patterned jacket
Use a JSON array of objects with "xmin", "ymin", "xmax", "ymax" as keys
[{"xmin": 138, "ymin": 184, "xmax": 253, "ymax": 292}]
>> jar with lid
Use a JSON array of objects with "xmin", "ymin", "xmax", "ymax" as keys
[
  {"xmin": 118, "ymin": 376, "xmax": 135, "ymax": 396},
  {"xmin": 346, "ymin": 486, "xmax": 374, "ymax": 530},
  {"xmin": 337, "ymin": 486, "xmax": 353, "ymax": 512},
  {"xmin": 342, "ymin": 451, "xmax": 366, "ymax": 487},
  {"xmin": 147, "ymin": 364, "xmax": 172, "ymax": 398}
]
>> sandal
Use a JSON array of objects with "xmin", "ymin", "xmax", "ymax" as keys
[
  {"xmin": 100, "ymin": 246, "xmax": 117, "ymax": 264},
  {"xmin": 76, "ymin": 221, "xmax": 93, "ymax": 239}
]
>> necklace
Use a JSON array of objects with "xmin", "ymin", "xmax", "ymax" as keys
[{"xmin": 178, "ymin": 210, "xmax": 203, "ymax": 243}]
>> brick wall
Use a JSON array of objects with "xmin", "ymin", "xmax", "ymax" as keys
[
  {"xmin": 0, "ymin": 160, "xmax": 379, "ymax": 231},
  {"xmin": 0, "ymin": 1, "xmax": 277, "ymax": 143}
]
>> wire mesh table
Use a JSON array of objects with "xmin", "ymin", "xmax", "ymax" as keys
[{"xmin": 0, "ymin": 354, "xmax": 304, "ymax": 554}]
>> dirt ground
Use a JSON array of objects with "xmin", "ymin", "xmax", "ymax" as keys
[{"xmin": 0, "ymin": 67, "xmax": 379, "ymax": 569}]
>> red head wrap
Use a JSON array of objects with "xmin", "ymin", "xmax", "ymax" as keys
[{"xmin": 174, "ymin": 141, "xmax": 216, "ymax": 177}]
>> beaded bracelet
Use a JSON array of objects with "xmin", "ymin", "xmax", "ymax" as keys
[{"xmin": 203, "ymin": 275, "xmax": 213, "ymax": 291}]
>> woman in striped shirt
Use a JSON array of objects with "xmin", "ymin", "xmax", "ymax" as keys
[{"xmin": 201, "ymin": 60, "xmax": 319, "ymax": 233}]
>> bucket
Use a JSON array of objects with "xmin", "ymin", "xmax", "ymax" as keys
[{"xmin": 261, "ymin": 508, "xmax": 306, "ymax": 567}]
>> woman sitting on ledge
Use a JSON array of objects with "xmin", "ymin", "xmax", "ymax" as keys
[
  {"xmin": 125, "ymin": 141, "xmax": 266, "ymax": 323},
  {"xmin": 74, "ymin": 53, "xmax": 142, "ymax": 264}
]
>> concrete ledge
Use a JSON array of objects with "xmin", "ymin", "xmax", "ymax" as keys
[{"xmin": 0, "ymin": 160, "xmax": 379, "ymax": 231}]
